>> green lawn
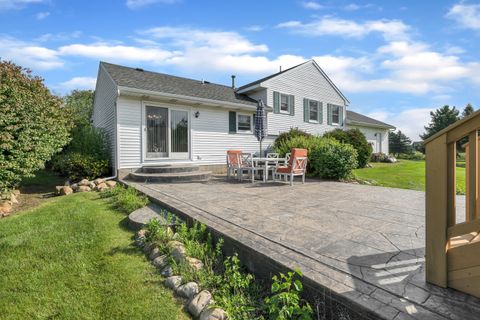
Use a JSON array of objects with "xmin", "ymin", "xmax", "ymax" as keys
[
  {"xmin": 353, "ymin": 160, "xmax": 466, "ymax": 194},
  {"xmin": 0, "ymin": 192, "xmax": 188, "ymax": 320}
]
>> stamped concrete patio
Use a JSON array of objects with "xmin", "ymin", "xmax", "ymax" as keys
[{"xmin": 126, "ymin": 178, "xmax": 480, "ymax": 320}]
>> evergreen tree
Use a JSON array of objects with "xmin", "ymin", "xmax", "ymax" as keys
[
  {"xmin": 389, "ymin": 130, "xmax": 413, "ymax": 156},
  {"xmin": 462, "ymin": 103, "xmax": 475, "ymax": 118},
  {"xmin": 420, "ymin": 105, "xmax": 459, "ymax": 140}
]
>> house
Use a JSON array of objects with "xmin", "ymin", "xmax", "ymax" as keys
[{"xmin": 92, "ymin": 59, "xmax": 395, "ymax": 176}]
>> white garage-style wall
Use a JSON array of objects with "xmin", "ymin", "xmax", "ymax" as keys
[{"xmin": 348, "ymin": 125, "xmax": 390, "ymax": 154}]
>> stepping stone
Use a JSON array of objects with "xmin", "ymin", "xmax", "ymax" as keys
[{"xmin": 128, "ymin": 202, "xmax": 181, "ymax": 231}]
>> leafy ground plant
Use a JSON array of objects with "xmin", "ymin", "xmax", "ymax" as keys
[
  {"xmin": 101, "ymin": 185, "xmax": 149, "ymax": 213},
  {"xmin": 264, "ymin": 269, "xmax": 313, "ymax": 320}
]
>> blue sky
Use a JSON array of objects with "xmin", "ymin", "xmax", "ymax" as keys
[{"xmin": 1, "ymin": 0, "xmax": 480, "ymax": 140}]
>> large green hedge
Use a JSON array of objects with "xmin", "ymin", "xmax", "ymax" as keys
[
  {"xmin": 323, "ymin": 128, "xmax": 372, "ymax": 168},
  {"xmin": 0, "ymin": 61, "xmax": 72, "ymax": 191}
]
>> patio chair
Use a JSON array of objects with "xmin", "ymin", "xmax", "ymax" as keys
[
  {"xmin": 266, "ymin": 153, "xmax": 279, "ymax": 159},
  {"xmin": 238, "ymin": 153, "xmax": 262, "ymax": 183},
  {"xmin": 226, "ymin": 150, "xmax": 242, "ymax": 180},
  {"xmin": 273, "ymin": 148, "xmax": 308, "ymax": 186},
  {"xmin": 265, "ymin": 153, "xmax": 280, "ymax": 179}
]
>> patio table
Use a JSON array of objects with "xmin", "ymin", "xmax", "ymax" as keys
[{"xmin": 252, "ymin": 157, "xmax": 287, "ymax": 182}]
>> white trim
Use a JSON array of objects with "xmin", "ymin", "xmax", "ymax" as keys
[
  {"xmin": 237, "ymin": 112, "xmax": 253, "ymax": 133},
  {"xmin": 307, "ymin": 99, "xmax": 320, "ymax": 123},
  {"xmin": 331, "ymin": 104, "xmax": 340, "ymax": 125},
  {"xmin": 141, "ymin": 100, "xmax": 192, "ymax": 162},
  {"xmin": 279, "ymin": 92, "xmax": 291, "ymax": 115}
]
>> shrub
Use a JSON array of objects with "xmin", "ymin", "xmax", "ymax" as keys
[
  {"xmin": 324, "ymin": 128, "xmax": 372, "ymax": 168},
  {"xmin": 51, "ymin": 125, "xmax": 110, "ymax": 180},
  {"xmin": 397, "ymin": 151, "xmax": 425, "ymax": 161},
  {"xmin": 264, "ymin": 269, "xmax": 313, "ymax": 320},
  {"xmin": 310, "ymin": 138, "xmax": 358, "ymax": 180},
  {"xmin": 273, "ymin": 128, "xmax": 312, "ymax": 155},
  {"xmin": 273, "ymin": 135, "xmax": 322, "ymax": 158},
  {"xmin": 0, "ymin": 61, "xmax": 72, "ymax": 191},
  {"xmin": 102, "ymin": 185, "xmax": 149, "ymax": 213}
]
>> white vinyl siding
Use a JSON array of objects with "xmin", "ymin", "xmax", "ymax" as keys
[
  {"xmin": 347, "ymin": 124, "xmax": 390, "ymax": 155},
  {"xmin": 92, "ymin": 65, "xmax": 117, "ymax": 167},
  {"xmin": 263, "ymin": 61, "xmax": 346, "ymax": 136}
]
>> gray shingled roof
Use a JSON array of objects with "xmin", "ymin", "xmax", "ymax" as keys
[
  {"xmin": 101, "ymin": 62, "xmax": 258, "ymax": 107},
  {"xmin": 346, "ymin": 110, "xmax": 395, "ymax": 129}
]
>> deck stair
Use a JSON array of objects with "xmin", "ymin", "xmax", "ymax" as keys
[{"xmin": 129, "ymin": 164, "xmax": 211, "ymax": 183}]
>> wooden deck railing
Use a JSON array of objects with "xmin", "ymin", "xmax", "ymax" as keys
[{"xmin": 425, "ymin": 110, "xmax": 480, "ymax": 292}]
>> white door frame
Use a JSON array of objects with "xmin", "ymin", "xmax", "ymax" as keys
[{"xmin": 141, "ymin": 101, "xmax": 192, "ymax": 163}]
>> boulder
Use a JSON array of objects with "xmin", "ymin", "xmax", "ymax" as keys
[
  {"xmin": 200, "ymin": 308, "xmax": 227, "ymax": 320},
  {"xmin": 12, "ymin": 189, "xmax": 20, "ymax": 196},
  {"xmin": 160, "ymin": 265, "xmax": 173, "ymax": 277},
  {"xmin": 136, "ymin": 229, "xmax": 147, "ymax": 239},
  {"xmin": 77, "ymin": 186, "xmax": 91, "ymax": 193},
  {"xmin": 149, "ymin": 247, "xmax": 162, "ymax": 260},
  {"xmin": 188, "ymin": 290, "xmax": 212, "ymax": 317},
  {"xmin": 95, "ymin": 182, "xmax": 108, "ymax": 191},
  {"xmin": 55, "ymin": 186, "xmax": 64, "ymax": 195},
  {"xmin": 89, "ymin": 181, "xmax": 96, "ymax": 189},
  {"xmin": 59, "ymin": 186, "xmax": 73, "ymax": 196},
  {"xmin": 70, "ymin": 183, "xmax": 79, "ymax": 191},
  {"xmin": 153, "ymin": 254, "xmax": 168, "ymax": 269},
  {"xmin": 168, "ymin": 241, "xmax": 186, "ymax": 263},
  {"xmin": 143, "ymin": 242, "xmax": 154, "ymax": 254},
  {"xmin": 78, "ymin": 179, "xmax": 90, "ymax": 186},
  {"xmin": 0, "ymin": 201, "xmax": 12, "ymax": 216},
  {"xmin": 186, "ymin": 257, "xmax": 204, "ymax": 271},
  {"xmin": 165, "ymin": 276, "xmax": 183, "ymax": 290},
  {"xmin": 176, "ymin": 282, "xmax": 199, "ymax": 299},
  {"xmin": 106, "ymin": 180, "xmax": 117, "ymax": 188},
  {"xmin": 94, "ymin": 178, "xmax": 106, "ymax": 185},
  {"xmin": 10, "ymin": 193, "xmax": 19, "ymax": 204}
]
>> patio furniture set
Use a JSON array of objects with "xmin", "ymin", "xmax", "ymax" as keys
[{"xmin": 226, "ymin": 148, "xmax": 308, "ymax": 186}]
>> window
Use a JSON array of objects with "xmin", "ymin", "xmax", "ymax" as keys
[
  {"xmin": 280, "ymin": 94, "xmax": 289, "ymax": 113},
  {"xmin": 332, "ymin": 105, "xmax": 340, "ymax": 124},
  {"xmin": 237, "ymin": 114, "xmax": 252, "ymax": 132},
  {"xmin": 309, "ymin": 100, "xmax": 319, "ymax": 122}
]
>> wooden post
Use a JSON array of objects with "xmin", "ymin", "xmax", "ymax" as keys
[
  {"xmin": 467, "ymin": 131, "xmax": 478, "ymax": 222},
  {"xmin": 447, "ymin": 142, "xmax": 456, "ymax": 228},
  {"xmin": 425, "ymin": 134, "xmax": 448, "ymax": 287}
]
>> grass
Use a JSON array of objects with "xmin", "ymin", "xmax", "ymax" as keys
[
  {"xmin": 353, "ymin": 159, "xmax": 466, "ymax": 194},
  {"xmin": 0, "ymin": 192, "xmax": 188, "ymax": 320}
]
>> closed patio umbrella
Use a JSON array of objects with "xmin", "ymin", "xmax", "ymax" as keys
[{"xmin": 254, "ymin": 99, "xmax": 268, "ymax": 156}]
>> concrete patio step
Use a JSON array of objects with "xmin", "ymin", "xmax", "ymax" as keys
[
  {"xmin": 129, "ymin": 171, "xmax": 211, "ymax": 183},
  {"xmin": 141, "ymin": 164, "xmax": 200, "ymax": 174}
]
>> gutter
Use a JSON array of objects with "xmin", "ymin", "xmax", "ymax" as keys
[{"xmin": 347, "ymin": 120, "xmax": 396, "ymax": 130}]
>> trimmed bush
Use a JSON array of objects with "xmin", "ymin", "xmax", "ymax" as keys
[
  {"xmin": 0, "ymin": 61, "xmax": 72, "ymax": 191},
  {"xmin": 310, "ymin": 138, "xmax": 358, "ymax": 180},
  {"xmin": 324, "ymin": 128, "xmax": 372, "ymax": 168},
  {"xmin": 397, "ymin": 151, "xmax": 425, "ymax": 161},
  {"xmin": 51, "ymin": 125, "xmax": 110, "ymax": 180},
  {"xmin": 272, "ymin": 128, "xmax": 312, "ymax": 155},
  {"xmin": 273, "ymin": 135, "xmax": 322, "ymax": 158}
]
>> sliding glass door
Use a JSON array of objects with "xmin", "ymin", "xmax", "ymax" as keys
[{"xmin": 145, "ymin": 105, "xmax": 189, "ymax": 160}]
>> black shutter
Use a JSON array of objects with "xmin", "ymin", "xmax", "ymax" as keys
[{"xmin": 229, "ymin": 111, "xmax": 237, "ymax": 133}]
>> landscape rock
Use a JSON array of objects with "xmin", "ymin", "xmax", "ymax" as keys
[
  {"xmin": 153, "ymin": 255, "xmax": 168, "ymax": 269},
  {"xmin": 77, "ymin": 186, "xmax": 91, "ymax": 192},
  {"xmin": 165, "ymin": 276, "xmax": 183, "ymax": 290},
  {"xmin": 55, "ymin": 186, "xmax": 64, "ymax": 195},
  {"xmin": 188, "ymin": 290, "xmax": 212, "ymax": 317},
  {"xmin": 136, "ymin": 229, "xmax": 147, "ymax": 239},
  {"xmin": 168, "ymin": 241, "xmax": 186, "ymax": 263},
  {"xmin": 94, "ymin": 178, "xmax": 106, "ymax": 185},
  {"xmin": 176, "ymin": 282, "xmax": 199, "ymax": 299},
  {"xmin": 89, "ymin": 181, "xmax": 96, "ymax": 189},
  {"xmin": 95, "ymin": 182, "xmax": 108, "ymax": 191},
  {"xmin": 0, "ymin": 201, "xmax": 12, "ymax": 216},
  {"xmin": 160, "ymin": 265, "xmax": 173, "ymax": 277},
  {"xmin": 71, "ymin": 183, "xmax": 78, "ymax": 191},
  {"xmin": 200, "ymin": 308, "xmax": 227, "ymax": 320},
  {"xmin": 78, "ymin": 179, "xmax": 90, "ymax": 186},
  {"xmin": 106, "ymin": 180, "xmax": 117, "ymax": 188},
  {"xmin": 10, "ymin": 193, "xmax": 19, "ymax": 204},
  {"xmin": 143, "ymin": 242, "xmax": 154, "ymax": 254},
  {"xmin": 59, "ymin": 186, "xmax": 73, "ymax": 196},
  {"xmin": 186, "ymin": 257, "xmax": 204, "ymax": 271},
  {"xmin": 12, "ymin": 189, "xmax": 20, "ymax": 196},
  {"xmin": 148, "ymin": 247, "xmax": 161, "ymax": 260}
]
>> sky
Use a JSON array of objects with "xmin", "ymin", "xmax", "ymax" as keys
[{"xmin": 1, "ymin": 0, "xmax": 480, "ymax": 140}]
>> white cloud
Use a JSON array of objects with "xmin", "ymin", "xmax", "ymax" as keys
[
  {"xmin": 0, "ymin": 0, "xmax": 46, "ymax": 10},
  {"xmin": 60, "ymin": 76, "xmax": 96, "ymax": 90},
  {"xmin": 35, "ymin": 11, "xmax": 49, "ymax": 20},
  {"xmin": 446, "ymin": 2, "xmax": 480, "ymax": 30},
  {"xmin": 277, "ymin": 17, "xmax": 410, "ymax": 41},
  {"xmin": 301, "ymin": 1, "xmax": 323, "ymax": 10},
  {"xmin": 245, "ymin": 25, "xmax": 264, "ymax": 32},
  {"xmin": 125, "ymin": 0, "xmax": 179, "ymax": 9},
  {"xmin": 367, "ymin": 108, "xmax": 433, "ymax": 140},
  {"xmin": 344, "ymin": 3, "xmax": 377, "ymax": 11},
  {"xmin": 35, "ymin": 31, "xmax": 82, "ymax": 42}
]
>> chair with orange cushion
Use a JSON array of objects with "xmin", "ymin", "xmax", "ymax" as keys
[
  {"xmin": 226, "ymin": 150, "xmax": 242, "ymax": 180},
  {"xmin": 273, "ymin": 148, "xmax": 308, "ymax": 186}
]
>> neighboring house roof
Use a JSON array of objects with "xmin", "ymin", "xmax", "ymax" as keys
[
  {"xmin": 237, "ymin": 59, "xmax": 350, "ymax": 105},
  {"xmin": 100, "ymin": 62, "xmax": 258, "ymax": 107},
  {"xmin": 346, "ymin": 110, "xmax": 396, "ymax": 130}
]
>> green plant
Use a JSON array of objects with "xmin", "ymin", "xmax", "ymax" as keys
[
  {"xmin": 0, "ymin": 61, "xmax": 73, "ymax": 191},
  {"xmin": 102, "ymin": 185, "xmax": 149, "ymax": 213},
  {"xmin": 309, "ymin": 138, "xmax": 358, "ymax": 180},
  {"xmin": 273, "ymin": 135, "xmax": 322, "ymax": 158},
  {"xmin": 273, "ymin": 128, "xmax": 312, "ymax": 155},
  {"xmin": 324, "ymin": 128, "xmax": 372, "ymax": 168},
  {"xmin": 397, "ymin": 151, "xmax": 425, "ymax": 161},
  {"xmin": 264, "ymin": 269, "xmax": 313, "ymax": 320},
  {"xmin": 63, "ymin": 89, "xmax": 94, "ymax": 128}
]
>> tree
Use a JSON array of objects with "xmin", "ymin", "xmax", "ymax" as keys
[
  {"xmin": 64, "ymin": 89, "xmax": 94, "ymax": 127},
  {"xmin": 0, "ymin": 61, "xmax": 73, "ymax": 191},
  {"xmin": 420, "ymin": 105, "xmax": 459, "ymax": 141},
  {"xmin": 462, "ymin": 103, "xmax": 475, "ymax": 118},
  {"xmin": 389, "ymin": 130, "xmax": 413, "ymax": 156}
]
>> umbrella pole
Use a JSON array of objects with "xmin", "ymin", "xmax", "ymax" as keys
[{"xmin": 260, "ymin": 140, "xmax": 262, "ymax": 157}]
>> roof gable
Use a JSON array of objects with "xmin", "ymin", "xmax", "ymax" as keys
[{"xmin": 346, "ymin": 110, "xmax": 395, "ymax": 129}]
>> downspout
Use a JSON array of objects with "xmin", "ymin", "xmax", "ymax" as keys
[{"xmin": 104, "ymin": 87, "xmax": 121, "ymax": 181}]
